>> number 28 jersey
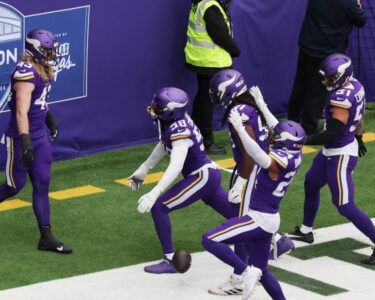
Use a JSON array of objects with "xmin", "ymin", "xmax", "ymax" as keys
[
  {"xmin": 161, "ymin": 114, "xmax": 211, "ymax": 177},
  {"xmin": 6, "ymin": 60, "xmax": 51, "ymax": 138}
]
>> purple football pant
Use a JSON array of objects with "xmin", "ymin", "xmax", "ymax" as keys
[
  {"xmin": 151, "ymin": 167, "xmax": 237, "ymax": 254},
  {"xmin": 304, "ymin": 151, "xmax": 375, "ymax": 243},
  {"xmin": 0, "ymin": 135, "xmax": 52, "ymax": 225},
  {"xmin": 202, "ymin": 215, "xmax": 286, "ymax": 300}
]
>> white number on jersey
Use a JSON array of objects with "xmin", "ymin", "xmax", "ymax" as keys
[{"xmin": 34, "ymin": 85, "xmax": 51, "ymax": 110}]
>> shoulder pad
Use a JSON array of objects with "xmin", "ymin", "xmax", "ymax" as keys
[
  {"xmin": 329, "ymin": 89, "xmax": 352, "ymax": 109},
  {"xmin": 269, "ymin": 149, "xmax": 289, "ymax": 169},
  {"xmin": 169, "ymin": 127, "xmax": 192, "ymax": 141},
  {"xmin": 13, "ymin": 62, "xmax": 35, "ymax": 81}
]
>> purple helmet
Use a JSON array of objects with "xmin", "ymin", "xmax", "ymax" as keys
[
  {"xmin": 147, "ymin": 87, "xmax": 189, "ymax": 122},
  {"xmin": 319, "ymin": 53, "xmax": 353, "ymax": 91},
  {"xmin": 209, "ymin": 69, "xmax": 247, "ymax": 109},
  {"xmin": 272, "ymin": 121, "xmax": 306, "ymax": 151},
  {"xmin": 25, "ymin": 29, "xmax": 59, "ymax": 66}
]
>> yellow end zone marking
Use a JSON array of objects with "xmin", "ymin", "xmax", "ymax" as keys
[
  {"xmin": 0, "ymin": 199, "xmax": 31, "ymax": 211},
  {"xmin": 116, "ymin": 172, "xmax": 165, "ymax": 187},
  {"xmin": 216, "ymin": 158, "xmax": 235, "ymax": 169},
  {"xmin": 302, "ymin": 146, "xmax": 317, "ymax": 154},
  {"xmin": 363, "ymin": 132, "xmax": 375, "ymax": 143},
  {"xmin": 49, "ymin": 185, "xmax": 106, "ymax": 200}
]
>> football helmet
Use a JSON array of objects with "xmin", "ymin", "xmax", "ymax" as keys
[
  {"xmin": 147, "ymin": 87, "xmax": 189, "ymax": 122},
  {"xmin": 209, "ymin": 69, "xmax": 247, "ymax": 109},
  {"xmin": 319, "ymin": 53, "xmax": 353, "ymax": 91},
  {"xmin": 272, "ymin": 121, "xmax": 305, "ymax": 151},
  {"xmin": 25, "ymin": 29, "xmax": 59, "ymax": 66}
]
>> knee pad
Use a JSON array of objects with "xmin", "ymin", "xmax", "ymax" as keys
[
  {"xmin": 150, "ymin": 199, "xmax": 169, "ymax": 215},
  {"xmin": 201, "ymin": 233, "xmax": 213, "ymax": 250},
  {"xmin": 31, "ymin": 176, "xmax": 51, "ymax": 193},
  {"xmin": 337, "ymin": 202, "xmax": 355, "ymax": 218}
]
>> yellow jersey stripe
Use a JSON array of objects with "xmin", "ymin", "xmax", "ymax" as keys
[
  {"xmin": 336, "ymin": 155, "xmax": 343, "ymax": 206},
  {"xmin": 208, "ymin": 220, "xmax": 254, "ymax": 239},
  {"xmin": 9, "ymin": 138, "xmax": 15, "ymax": 188},
  {"xmin": 170, "ymin": 134, "xmax": 190, "ymax": 141},
  {"xmin": 14, "ymin": 75, "xmax": 35, "ymax": 81},
  {"xmin": 269, "ymin": 153, "xmax": 287, "ymax": 168}
]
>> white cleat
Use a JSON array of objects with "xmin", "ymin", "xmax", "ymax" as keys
[
  {"xmin": 208, "ymin": 274, "xmax": 244, "ymax": 296},
  {"xmin": 242, "ymin": 266, "xmax": 262, "ymax": 300}
]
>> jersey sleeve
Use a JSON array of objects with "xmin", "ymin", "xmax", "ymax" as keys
[
  {"xmin": 269, "ymin": 149, "xmax": 289, "ymax": 169},
  {"xmin": 166, "ymin": 123, "xmax": 193, "ymax": 142},
  {"xmin": 329, "ymin": 89, "xmax": 353, "ymax": 109},
  {"xmin": 12, "ymin": 62, "xmax": 36, "ymax": 84},
  {"xmin": 230, "ymin": 105, "xmax": 257, "ymax": 127}
]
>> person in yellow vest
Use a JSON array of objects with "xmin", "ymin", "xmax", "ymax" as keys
[{"xmin": 185, "ymin": 0, "xmax": 240, "ymax": 155}]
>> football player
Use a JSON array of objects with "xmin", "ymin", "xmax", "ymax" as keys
[
  {"xmin": 208, "ymin": 69, "xmax": 295, "ymax": 295},
  {"xmin": 0, "ymin": 29, "xmax": 72, "ymax": 253},
  {"xmin": 290, "ymin": 53, "xmax": 375, "ymax": 265},
  {"xmin": 129, "ymin": 87, "xmax": 237, "ymax": 273},
  {"xmin": 202, "ymin": 108, "xmax": 305, "ymax": 300}
]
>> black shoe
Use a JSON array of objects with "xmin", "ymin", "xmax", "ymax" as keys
[
  {"xmin": 361, "ymin": 247, "xmax": 375, "ymax": 265},
  {"xmin": 205, "ymin": 142, "xmax": 227, "ymax": 155},
  {"xmin": 288, "ymin": 226, "xmax": 314, "ymax": 244},
  {"xmin": 38, "ymin": 225, "xmax": 73, "ymax": 254}
]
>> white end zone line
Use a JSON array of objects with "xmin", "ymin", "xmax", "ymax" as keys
[{"xmin": 0, "ymin": 220, "xmax": 374, "ymax": 300}]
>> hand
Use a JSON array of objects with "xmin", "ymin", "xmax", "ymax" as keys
[
  {"xmin": 228, "ymin": 176, "xmax": 247, "ymax": 204},
  {"xmin": 19, "ymin": 134, "xmax": 33, "ymax": 167},
  {"xmin": 357, "ymin": 0, "xmax": 362, "ymax": 8},
  {"xmin": 356, "ymin": 135, "xmax": 367, "ymax": 157},
  {"xmin": 229, "ymin": 110, "xmax": 245, "ymax": 133},
  {"xmin": 128, "ymin": 165, "xmax": 149, "ymax": 191},
  {"xmin": 137, "ymin": 187, "xmax": 162, "ymax": 213},
  {"xmin": 49, "ymin": 127, "xmax": 59, "ymax": 142},
  {"xmin": 249, "ymin": 86, "xmax": 266, "ymax": 109}
]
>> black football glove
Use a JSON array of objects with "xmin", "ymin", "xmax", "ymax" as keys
[
  {"xmin": 46, "ymin": 110, "xmax": 59, "ymax": 142},
  {"xmin": 356, "ymin": 134, "xmax": 367, "ymax": 157},
  {"xmin": 19, "ymin": 134, "xmax": 33, "ymax": 167}
]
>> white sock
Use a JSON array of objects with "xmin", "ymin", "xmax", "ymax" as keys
[
  {"xmin": 300, "ymin": 225, "xmax": 313, "ymax": 234},
  {"xmin": 165, "ymin": 253, "xmax": 174, "ymax": 260},
  {"xmin": 274, "ymin": 233, "xmax": 282, "ymax": 242}
]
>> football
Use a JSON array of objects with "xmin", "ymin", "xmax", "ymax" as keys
[{"xmin": 172, "ymin": 249, "xmax": 192, "ymax": 273}]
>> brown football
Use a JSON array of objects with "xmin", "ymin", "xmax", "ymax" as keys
[{"xmin": 172, "ymin": 249, "xmax": 192, "ymax": 273}]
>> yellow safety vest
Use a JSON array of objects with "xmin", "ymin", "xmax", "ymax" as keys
[{"xmin": 185, "ymin": 0, "xmax": 232, "ymax": 68}]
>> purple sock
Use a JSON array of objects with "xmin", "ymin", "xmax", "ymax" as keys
[
  {"xmin": 151, "ymin": 201, "xmax": 174, "ymax": 254},
  {"xmin": 260, "ymin": 270, "xmax": 286, "ymax": 300}
]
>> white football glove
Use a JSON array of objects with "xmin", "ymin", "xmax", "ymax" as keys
[
  {"xmin": 228, "ymin": 176, "xmax": 247, "ymax": 204},
  {"xmin": 128, "ymin": 164, "xmax": 149, "ymax": 191},
  {"xmin": 137, "ymin": 187, "xmax": 162, "ymax": 213},
  {"xmin": 249, "ymin": 85, "xmax": 267, "ymax": 110},
  {"xmin": 229, "ymin": 110, "xmax": 245, "ymax": 133}
]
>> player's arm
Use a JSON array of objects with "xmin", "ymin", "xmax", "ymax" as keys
[
  {"xmin": 355, "ymin": 117, "xmax": 367, "ymax": 157},
  {"xmin": 228, "ymin": 124, "xmax": 255, "ymax": 203},
  {"xmin": 137, "ymin": 138, "xmax": 192, "ymax": 213},
  {"xmin": 128, "ymin": 141, "xmax": 167, "ymax": 190},
  {"xmin": 249, "ymin": 86, "xmax": 279, "ymax": 129},
  {"xmin": 305, "ymin": 106, "xmax": 349, "ymax": 145},
  {"xmin": 14, "ymin": 81, "xmax": 35, "ymax": 167},
  {"xmin": 45, "ymin": 109, "xmax": 59, "ymax": 142},
  {"xmin": 344, "ymin": 0, "xmax": 367, "ymax": 27},
  {"xmin": 229, "ymin": 110, "xmax": 281, "ymax": 179}
]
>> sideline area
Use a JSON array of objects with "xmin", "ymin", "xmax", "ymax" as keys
[{"xmin": 0, "ymin": 221, "xmax": 374, "ymax": 300}]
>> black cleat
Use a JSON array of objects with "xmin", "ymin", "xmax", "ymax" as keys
[
  {"xmin": 205, "ymin": 142, "xmax": 227, "ymax": 155},
  {"xmin": 289, "ymin": 226, "xmax": 314, "ymax": 244},
  {"xmin": 361, "ymin": 247, "xmax": 375, "ymax": 265},
  {"xmin": 38, "ymin": 224, "xmax": 73, "ymax": 254}
]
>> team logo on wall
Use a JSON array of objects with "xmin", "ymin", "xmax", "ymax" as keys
[{"xmin": 0, "ymin": 2, "xmax": 90, "ymax": 113}]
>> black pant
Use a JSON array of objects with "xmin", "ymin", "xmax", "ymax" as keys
[
  {"xmin": 287, "ymin": 49, "xmax": 329, "ymax": 135},
  {"xmin": 191, "ymin": 73, "xmax": 214, "ymax": 145}
]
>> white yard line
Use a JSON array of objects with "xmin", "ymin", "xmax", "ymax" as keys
[{"xmin": 0, "ymin": 220, "xmax": 374, "ymax": 300}]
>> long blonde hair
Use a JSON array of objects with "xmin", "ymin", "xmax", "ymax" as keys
[{"xmin": 21, "ymin": 54, "xmax": 54, "ymax": 82}]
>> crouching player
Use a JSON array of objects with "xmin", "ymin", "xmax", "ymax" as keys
[
  {"xmin": 129, "ymin": 87, "xmax": 236, "ymax": 273},
  {"xmin": 202, "ymin": 108, "xmax": 305, "ymax": 300}
]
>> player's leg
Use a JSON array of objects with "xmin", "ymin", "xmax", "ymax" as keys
[
  {"xmin": 247, "ymin": 237, "xmax": 286, "ymax": 300},
  {"xmin": 0, "ymin": 136, "xmax": 27, "ymax": 201},
  {"xmin": 202, "ymin": 215, "xmax": 263, "ymax": 298},
  {"xmin": 290, "ymin": 151, "xmax": 327, "ymax": 243},
  {"xmin": 28, "ymin": 135, "xmax": 72, "ymax": 254},
  {"xmin": 327, "ymin": 155, "xmax": 375, "ymax": 263},
  {"xmin": 146, "ymin": 168, "xmax": 221, "ymax": 273}
]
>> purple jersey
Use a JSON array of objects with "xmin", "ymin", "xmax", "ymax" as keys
[
  {"xmin": 250, "ymin": 149, "xmax": 302, "ymax": 214},
  {"xmin": 161, "ymin": 114, "xmax": 211, "ymax": 177},
  {"xmin": 5, "ymin": 60, "xmax": 51, "ymax": 138},
  {"xmin": 228, "ymin": 104, "xmax": 269, "ymax": 166},
  {"xmin": 324, "ymin": 78, "xmax": 365, "ymax": 149}
]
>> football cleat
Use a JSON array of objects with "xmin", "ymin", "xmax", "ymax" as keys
[
  {"xmin": 38, "ymin": 238, "xmax": 73, "ymax": 254},
  {"xmin": 242, "ymin": 266, "xmax": 262, "ymax": 300},
  {"xmin": 269, "ymin": 235, "xmax": 295, "ymax": 260},
  {"xmin": 361, "ymin": 247, "xmax": 375, "ymax": 265},
  {"xmin": 144, "ymin": 257, "xmax": 177, "ymax": 274},
  {"xmin": 208, "ymin": 274, "xmax": 244, "ymax": 296},
  {"xmin": 289, "ymin": 226, "xmax": 314, "ymax": 244}
]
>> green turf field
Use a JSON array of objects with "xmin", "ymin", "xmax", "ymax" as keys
[{"xmin": 0, "ymin": 104, "xmax": 374, "ymax": 291}]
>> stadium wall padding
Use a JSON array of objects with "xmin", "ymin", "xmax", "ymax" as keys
[{"xmin": 0, "ymin": 0, "xmax": 373, "ymax": 166}]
